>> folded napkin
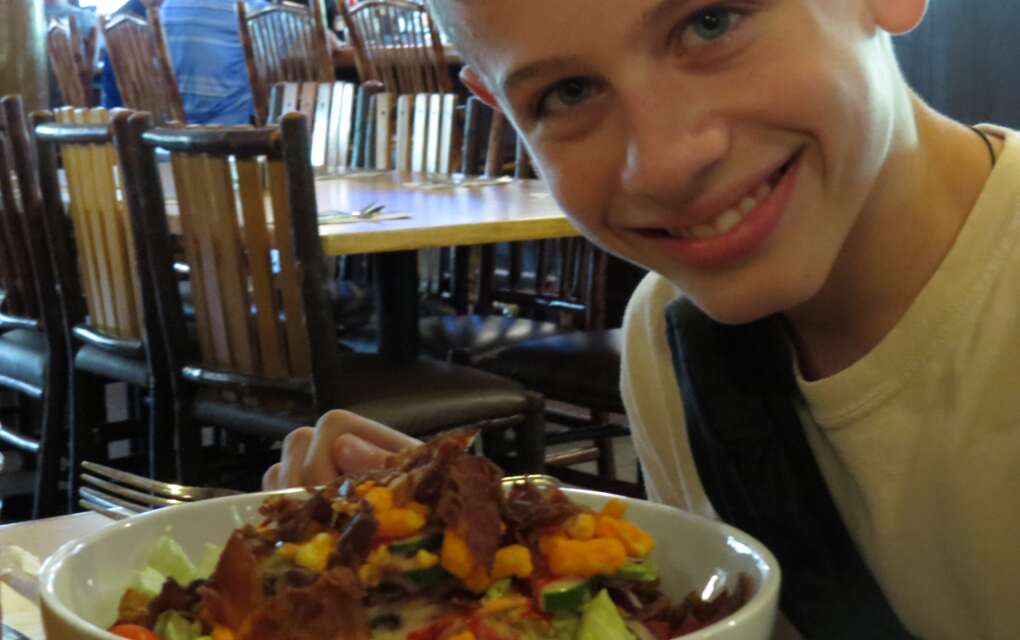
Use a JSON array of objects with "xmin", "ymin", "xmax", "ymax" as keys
[{"xmin": 0, "ymin": 546, "xmax": 39, "ymax": 606}]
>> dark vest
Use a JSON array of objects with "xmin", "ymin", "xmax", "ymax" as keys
[{"xmin": 664, "ymin": 298, "xmax": 915, "ymax": 639}]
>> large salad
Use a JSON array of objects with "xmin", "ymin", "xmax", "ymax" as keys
[{"xmin": 108, "ymin": 431, "xmax": 750, "ymax": 640}]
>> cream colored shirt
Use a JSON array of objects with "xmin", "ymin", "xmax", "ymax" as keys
[{"xmin": 620, "ymin": 126, "xmax": 1020, "ymax": 640}]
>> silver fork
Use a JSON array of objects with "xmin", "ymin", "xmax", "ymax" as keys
[
  {"xmin": 79, "ymin": 459, "xmax": 560, "ymax": 522},
  {"xmin": 79, "ymin": 461, "xmax": 241, "ymax": 521}
]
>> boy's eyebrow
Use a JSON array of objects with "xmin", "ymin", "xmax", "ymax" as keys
[
  {"xmin": 637, "ymin": 0, "xmax": 699, "ymax": 35},
  {"xmin": 500, "ymin": 0, "xmax": 695, "ymax": 95},
  {"xmin": 501, "ymin": 55, "xmax": 587, "ymax": 95}
]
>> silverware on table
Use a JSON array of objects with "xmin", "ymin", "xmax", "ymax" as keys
[
  {"xmin": 318, "ymin": 201, "xmax": 386, "ymax": 220},
  {"xmin": 78, "ymin": 461, "xmax": 240, "ymax": 521}
]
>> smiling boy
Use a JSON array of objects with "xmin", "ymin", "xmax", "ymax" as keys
[{"xmin": 265, "ymin": 1, "xmax": 1019, "ymax": 637}]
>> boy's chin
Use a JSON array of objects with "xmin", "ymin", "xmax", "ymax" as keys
[{"xmin": 683, "ymin": 289, "xmax": 799, "ymax": 327}]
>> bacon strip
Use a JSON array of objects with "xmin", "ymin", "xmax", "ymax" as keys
[{"xmin": 238, "ymin": 567, "xmax": 370, "ymax": 640}]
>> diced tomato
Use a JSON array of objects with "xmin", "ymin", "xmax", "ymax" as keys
[
  {"xmin": 109, "ymin": 624, "xmax": 161, "ymax": 640},
  {"xmin": 467, "ymin": 616, "xmax": 515, "ymax": 640},
  {"xmin": 643, "ymin": 621, "xmax": 674, "ymax": 640},
  {"xmin": 407, "ymin": 622, "xmax": 446, "ymax": 640},
  {"xmin": 674, "ymin": 615, "xmax": 707, "ymax": 635}
]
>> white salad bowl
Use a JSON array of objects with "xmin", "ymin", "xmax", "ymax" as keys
[{"xmin": 40, "ymin": 488, "xmax": 780, "ymax": 640}]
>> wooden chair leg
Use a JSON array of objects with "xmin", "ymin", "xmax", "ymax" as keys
[
  {"xmin": 514, "ymin": 391, "xmax": 546, "ymax": 474},
  {"xmin": 596, "ymin": 437, "xmax": 617, "ymax": 481},
  {"xmin": 175, "ymin": 412, "xmax": 204, "ymax": 486},
  {"xmin": 34, "ymin": 368, "xmax": 68, "ymax": 518},
  {"xmin": 69, "ymin": 369, "xmax": 104, "ymax": 513},
  {"xmin": 147, "ymin": 382, "xmax": 176, "ymax": 481}
]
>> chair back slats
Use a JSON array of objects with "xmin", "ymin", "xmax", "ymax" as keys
[
  {"xmin": 161, "ymin": 132, "xmax": 313, "ymax": 380},
  {"xmin": 100, "ymin": 10, "xmax": 186, "ymax": 124},
  {"xmin": 47, "ymin": 18, "xmax": 94, "ymax": 107},
  {"xmin": 56, "ymin": 107, "xmax": 144, "ymax": 339},
  {"xmin": 167, "ymin": 153, "xmax": 216, "ymax": 362},
  {"xmin": 309, "ymin": 82, "xmax": 333, "ymax": 166},
  {"xmin": 267, "ymin": 160, "xmax": 312, "ymax": 376},
  {"xmin": 205, "ymin": 154, "xmax": 258, "ymax": 374},
  {"xmin": 342, "ymin": 0, "xmax": 452, "ymax": 95},
  {"xmin": 329, "ymin": 82, "xmax": 355, "ymax": 170},
  {"xmin": 270, "ymin": 81, "xmax": 359, "ymax": 174},
  {"xmin": 234, "ymin": 157, "xmax": 288, "ymax": 378},
  {"xmin": 373, "ymin": 92, "xmax": 394, "ymax": 170},
  {"xmin": 239, "ymin": 0, "xmax": 334, "ymax": 126}
]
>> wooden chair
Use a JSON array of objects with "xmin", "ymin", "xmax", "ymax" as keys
[
  {"xmin": 339, "ymin": 0, "xmax": 453, "ymax": 95},
  {"xmin": 112, "ymin": 112, "xmax": 546, "ymax": 486},
  {"xmin": 268, "ymin": 80, "xmax": 360, "ymax": 174},
  {"xmin": 425, "ymin": 98, "xmax": 634, "ymax": 494},
  {"xmin": 100, "ymin": 8, "xmax": 186, "ymax": 124},
  {"xmin": 238, "ymin": 0, "xmax": 334, "ymax": 126},
  {"xmin": 0, "ymin": 96, "xmax": 70, "ymax": 518},
  {"xmin": 32, "ymin": 107, "xmax": 177, "ymax": 503},
  {"xmin": 46, "ymin": 17, "xmax": 97, "ymax": 107}
]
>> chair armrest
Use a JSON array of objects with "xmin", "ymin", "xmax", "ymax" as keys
[
  {"xmin": 0, "ymin": 312, "xmax": 40, "ymax": 332},
  {"xmin": 72, "ymin": 324, "xmax": 146, "ymax": 358},
  {"xmin": 181, "ymin": 365, "xmax": 313, "ymax": 395}
]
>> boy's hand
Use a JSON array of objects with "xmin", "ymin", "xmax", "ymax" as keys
[{"xmin": 262, "ymin": 410, "xmax": 422, "ymax": 490}]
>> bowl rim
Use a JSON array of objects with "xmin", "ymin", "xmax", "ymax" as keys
[{"xmin": 40, "ymin": 487, "xmax": 781, "ymax": 640}]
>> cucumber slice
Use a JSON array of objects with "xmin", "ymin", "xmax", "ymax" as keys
[
  {"xmin": 405, "ymin": 564, "xmax": 449, "ymax": 589},
  {"xmin": 614, "ymin": 555, "xmax": 658, "ymax": 582},
  {"xmin": 388, "ymin": 531, "xmax": 442, "ymax": 556},
  {"xmin": 539, "ymin": 578, "xmax": 592, "ymax": 613}
]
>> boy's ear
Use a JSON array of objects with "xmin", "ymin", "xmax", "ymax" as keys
[
  {"xmin": 460, "ymin": 66, "xmax": 502, "ymax": 112},
  {"xmin": 869, "ymin": 0, "xmax": 929, "ymax": 34}
]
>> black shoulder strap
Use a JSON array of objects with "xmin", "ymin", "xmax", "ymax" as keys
[{"xmin": 664, "ymin": 298, "xmax": 914, "ymax": 639}]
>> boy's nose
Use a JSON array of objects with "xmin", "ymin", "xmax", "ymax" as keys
[{"xmin": 619, "ymin": 99, "xmax": 729, "ymax": 205}]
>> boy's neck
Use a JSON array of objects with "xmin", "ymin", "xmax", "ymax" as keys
[{"xmin": 786, "ymin": 95, "xmax": 1000, "ymax": 381}]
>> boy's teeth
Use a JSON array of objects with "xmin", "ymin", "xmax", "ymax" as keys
[
  {"xmin": 660, "ymin": 173, "xmax": 771, "ymax": 241},
  {"xmin": 738, "ymin": 197, "xmax": 756, "ymax": 215},
  {"xmin": 664, "ymin": 175, "xmax": 774, "ymax": 240},
  {"xmin": 715, "ymin": 209, "xmax": 744, "ymax": 234},
  {"xmin": 690, "ymin": 224, "xmax": 716, "ymax": 239}
]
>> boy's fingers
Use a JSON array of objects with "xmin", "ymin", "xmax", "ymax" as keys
[
  {"xmin": 299, "ymin": 410, "xmax": 421, "ymax": 484},
  {"xmin": 262, "ymin": 463, "xmax": 282, "ymax": 491},
  {"xmin": 318, "ymin": 410, "xmax": 421, "ymax": 453},
  {"xmin": 280, "ymin": 427, "xmax": 314, "ymax": 488},
  {"xmin": 330, "ymin": 434, "xmax": 393, "ymax": 476}
]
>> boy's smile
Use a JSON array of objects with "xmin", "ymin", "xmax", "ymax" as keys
[{"xmin": 627, "ymin": 148, "xmax": 802, "ymax": 268}]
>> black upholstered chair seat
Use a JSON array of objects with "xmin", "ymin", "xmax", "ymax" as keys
[
  {"xmin": 479, "ymin": 329, "xmax": 624, "ymax": 411},
  {"xmin": 0, "ymin": 329, "xmax": 48, "ymax": 396},
  {"xmin": 192, "ymin": 353, "xmax": 532, "ymax": 441},
  {"xmin": 419, "ymin": 314, "xmax": 563, "ymax": 361}
]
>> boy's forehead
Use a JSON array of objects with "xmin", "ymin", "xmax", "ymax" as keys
[{"xmin": 431, "ymin": 0, "xmax": 657, "ymax": 82}]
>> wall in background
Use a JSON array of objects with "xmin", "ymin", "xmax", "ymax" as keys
[{"xmin": 894, "ymin": 1, "xmax": 1020, "ymax": 129}]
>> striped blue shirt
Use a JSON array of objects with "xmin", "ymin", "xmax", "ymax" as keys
[{"xmin": 160, "ymin": 0, "xmax": 266, "ymax": 125}]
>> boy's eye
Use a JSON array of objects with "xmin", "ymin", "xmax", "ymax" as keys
[
  {"xmin": 535, "ymin": 77, "xmax": 598, "ymax": 117},
  {"xmin": 677, "ymin": 7, "xmax": 743, "ymax": 49}
]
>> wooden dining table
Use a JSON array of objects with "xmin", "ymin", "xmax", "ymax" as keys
[
  {"xmin": 164, "ymin": 169, "xmax": 579, "ymax": 361},
  {"xmin": 307, "ymin": 172, "xmax": 578, "ymax": 360}
]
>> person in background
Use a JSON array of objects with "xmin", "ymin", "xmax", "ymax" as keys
[{"xmin": 159, "ymin": 0, "xmax": 264, "ymax": 125}]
